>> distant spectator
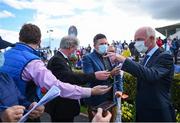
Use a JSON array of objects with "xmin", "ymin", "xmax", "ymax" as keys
[
  {"xmin": 53, "ymin": 47, "xmax": 57, "ymax": 55},
  {"xmin": 122, "ymin": 40, "xmax": 128, "ymax": 49},
  {"xmin": 171, "ymin": 38, "xmax": 179, "ymax": 64},
  {"xmin": 156, "ymin": 37, "xmax": 163, "ymax": 48},
  {"xmin": 121, "ymin": 45, "xmax": 131, "ymax": 58},
  {"xmin": 163, "ymin": 38, "xmax": 168, "ymax": 50},
  {"xmin": 128, "ymin": 40, "xmax": 135, "ymax": 56},
  {"xmin": 87, "ymin": 44, "xmax": 92, "ymax": 53}
]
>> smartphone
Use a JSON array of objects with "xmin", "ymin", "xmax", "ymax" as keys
[{"xmin": 92, "ymin": 101, "xmax": 116, "ymax": 112}]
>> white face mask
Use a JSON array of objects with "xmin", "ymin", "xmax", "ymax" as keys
[
  {"xmin": 134, "ymin": 41, "xmax": 148, "ymax": 53},
  {"xmin": 0, "ymin": 52, "xmax": 5, "ymax": 67}
]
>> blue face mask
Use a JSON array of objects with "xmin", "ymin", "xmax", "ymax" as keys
[
  {"xmin": 98, "ymin": 44, "xmax": 108, "ymax": 55},
  {"xmin": 0, "ymin": 52, "xmax": 5, "ymax": 67}
]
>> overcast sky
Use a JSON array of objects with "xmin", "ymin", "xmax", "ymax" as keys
[{"xmin": 0, "ymin": 0, "xmax": 180, "ymax": 49}]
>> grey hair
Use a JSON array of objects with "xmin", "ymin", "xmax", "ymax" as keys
[
  {"xmin": 146, "ymin": 27, "xmax": 156, "ymax": 38},
  {"xmin": 60, "ymin": 36, "xmax": 79, "ymax": 49}
]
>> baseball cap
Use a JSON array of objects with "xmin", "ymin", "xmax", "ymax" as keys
[{"xmin": 0, "ymin": 36, "xmax": 13, "ymax": 49}]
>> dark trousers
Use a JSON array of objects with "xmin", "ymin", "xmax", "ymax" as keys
[
  {"xmin": 136, "ymin": 106, "xmax": 176, "ymax": 122},
  {"xmin": 51, "ymin": 117, "xmax": 74, "ymax": 122}
]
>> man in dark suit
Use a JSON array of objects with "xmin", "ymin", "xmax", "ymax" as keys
[
  {"xmin": 45, "ymin": 36, "xmax": 111, "ymax": 122},
  {"xmin": 106, "ymin": 26, "xmax": 176, "ymax": 122},
  {"xmin": 82, "ymin": 34, "xmax": 123, "ymax": 121}
]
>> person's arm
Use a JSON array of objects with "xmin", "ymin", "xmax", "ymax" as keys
[
  {"xmin": 82, "ymin": 54, "xmax": 110, "ymax": 81},
  {"xmin": 106, "ymin": 52, "xmax": 174, "ymax": 84},
  {"xmin": 109, "ymin": 52, "xmax": 173, "ymax": 83},
  {"xmin": 22, "ymin": 60, "xmax": 111, "ymax": 100},
  {"xmin": 47, "ymin": 56, "xmax": 96, "ymax": 85},
  {"xmin": 121, "ymin": 53, "xmax": 173, "ymax": 83},
  {"xmin": 0, "ymin": 105, "xmax": 25, "ymax": 122},
  {"xmin": 48, "ymin": 57, "xmax": 110, "ymax": 84}
]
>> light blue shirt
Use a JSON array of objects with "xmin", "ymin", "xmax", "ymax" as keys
[{"xmin": 144, "ymin": 45, "xmax": 159, "ymax": 66}]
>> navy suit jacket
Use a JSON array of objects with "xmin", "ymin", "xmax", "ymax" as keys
[
  {"xmin": 121, "ymin": 48, "xmax": 175, "ymax": 121},
  {"xmin": 82, "ymin": 50, "xmax": 122, "ymax": 106}
]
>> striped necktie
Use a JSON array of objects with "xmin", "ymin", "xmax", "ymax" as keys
[{"xmin": 143, "ymin": 55, "xmax": 150, "ymax": 66}]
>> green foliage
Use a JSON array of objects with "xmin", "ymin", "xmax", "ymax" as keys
[
  {"xmin": 123, "ymin": 72, "xmax": 137, "ymax": 103},
  {"xmin": 122, "ymin": 101, "xmax": 136, "ymax": 122},
  {"xmin": 80, "ymin": 106, "xmax": 88, "ymax": 114},
  {"xmin": 172, "ymin": 74, "xmax": 180, "ymax": 111},
  {"xmin": 176, "ymin": 112, "xmax": 180, "ymax": 122},
  {"xmin": 172, "ymin": 74, "xmax": 180, "ymax": 122}
]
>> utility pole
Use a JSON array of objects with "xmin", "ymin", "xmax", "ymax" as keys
[{"xmin": 47, "ymin": 29, "xmax": 53, "ymax": 48}]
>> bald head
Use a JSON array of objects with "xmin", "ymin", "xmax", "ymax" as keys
[
  {"xmin": 134, "ymin": 26, "xmax": 156, "ymax": 50},
  {"xmin": 134, "ymin": 27, "xmax": 155, "ymax": 40}
]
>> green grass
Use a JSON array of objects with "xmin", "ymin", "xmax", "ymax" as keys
[{"xmin": 80, "ymin": 106, "xmax": 88, "ymax": 114}]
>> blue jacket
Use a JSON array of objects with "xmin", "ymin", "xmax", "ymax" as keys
[
  {"xmin": 82, "ymin": 50, "xmax": 123, "ymax": 106},
  {"xmin": 0, "ymin": 43, "xmax": 40, "ymax": 102},
  {"xmin": 0, "ymin": 72, "xmax": 30, "ymax": 111}
]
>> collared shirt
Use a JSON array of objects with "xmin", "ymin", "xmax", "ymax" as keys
[
  {"xmin": 21, "ymin": 59, "xmax": 91, "ymax": 100},
  {"xmin": 59, "ymin": 50, "xmax": 68, "ymax": 59},
  {"xmin": 94, "ymin": 50, "xmax": 112, "ymax": 71},
  {"xmin": 58, "ymin": 50, "xmax": 70, "ymax": 65},
  {"xmin": 144, "ymin": 45, "xmax": 159, "ymax": 66}
]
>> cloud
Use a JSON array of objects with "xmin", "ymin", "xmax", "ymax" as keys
[
  {"xmin": 0, "ymin": 29, "xmax": 18, "ymax": 43},
  {"xmin": 141, "ymin": 0, "xmax": 180, "ymax": 20},
  {"xmin": 1, "ymin": 0, "xmax": 179, "ymax": 49},
  {"xmin": 0, "ymin": 10, "xmax": 15, "ymax": 18},
  {"xmin": 1, "ymin": 0, "xmax": 33, "ymax": 9},
  {"xmin": 113, "ymin": 0, "xmax": 180, "ymax": 20},
  {"xmin": 2, "ymin": 0, "xmax": 170, "ymax": 45}
]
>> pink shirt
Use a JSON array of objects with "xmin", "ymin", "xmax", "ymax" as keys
[{"xmin": 22, "ymin": 59, "xmax": 91, "ymax": 100}]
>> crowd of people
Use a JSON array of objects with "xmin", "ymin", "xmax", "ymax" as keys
[{"xmin": 0, "ymin": 23, "xmax": 178, "ymax": 122}]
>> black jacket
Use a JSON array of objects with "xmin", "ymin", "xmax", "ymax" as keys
[{"xmin": 45, "ymin": 51, "xmax": 96, "ymax": 119}]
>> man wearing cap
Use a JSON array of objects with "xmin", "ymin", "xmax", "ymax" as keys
[{"xmin": 0, "ymin": 37, "xmax": 44, "ymax": 122}]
